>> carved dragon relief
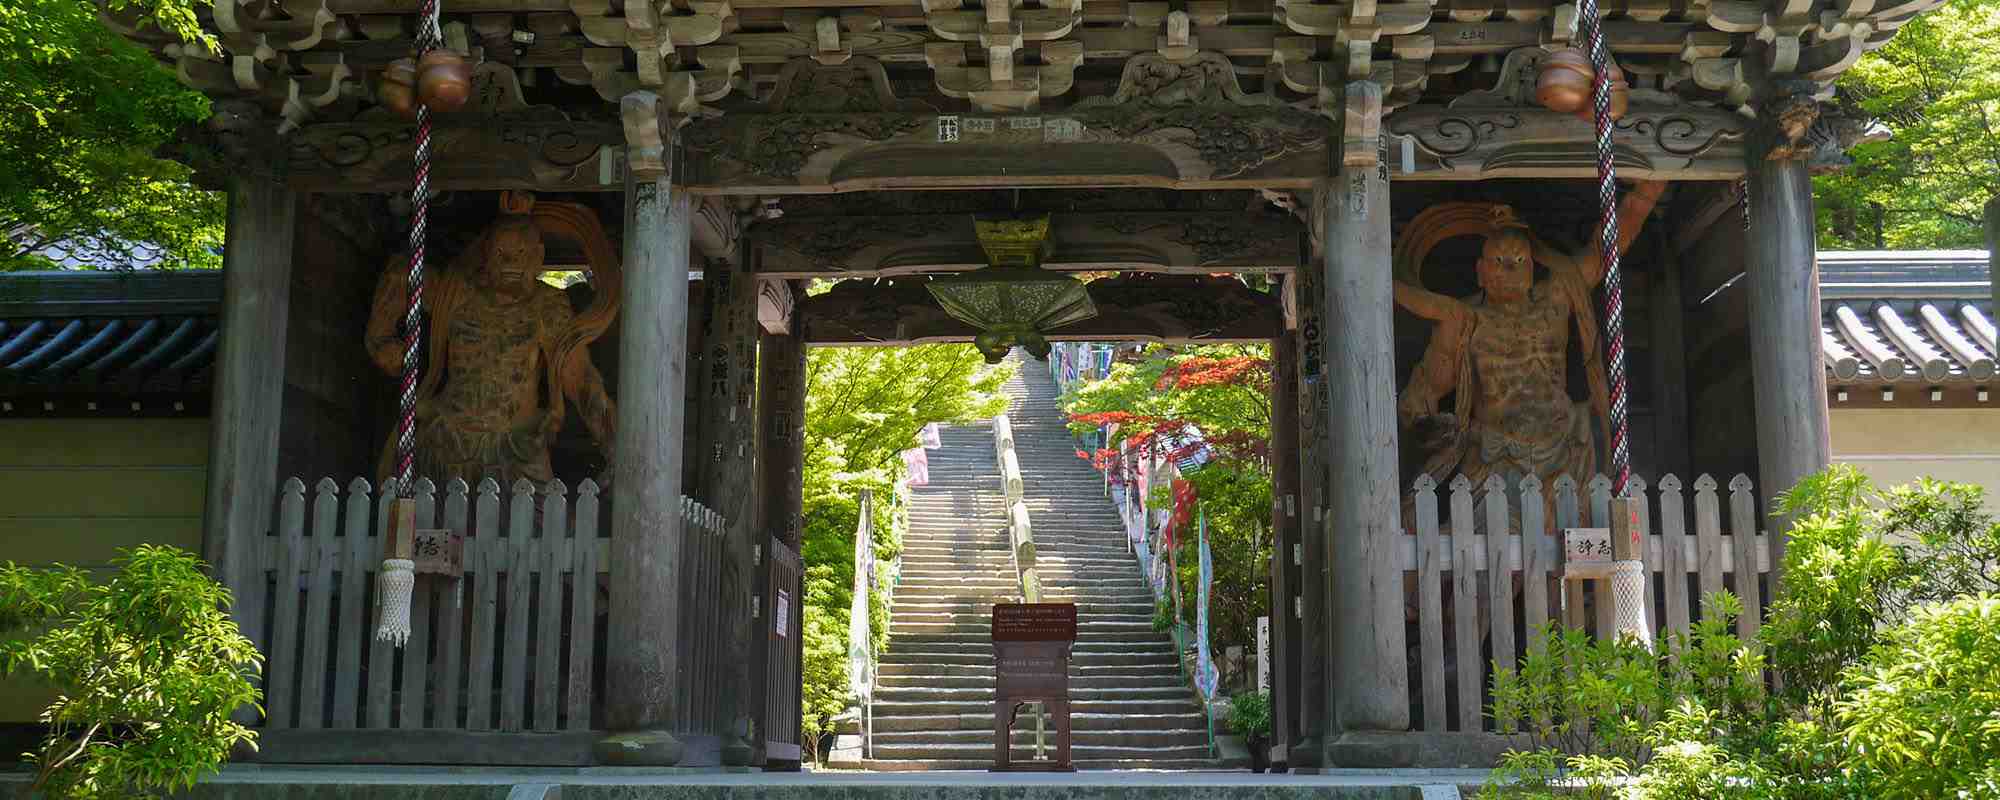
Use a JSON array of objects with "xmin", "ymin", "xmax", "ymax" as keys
[{"xmin": 1068, "ymin": 52, "xmax": 1330, "ymax": 180}]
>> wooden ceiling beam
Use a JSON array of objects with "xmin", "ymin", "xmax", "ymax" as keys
[
  {"xmin": 750, "ymin": 211, "xmax": 1302, "ymax": 277},
  {"xmin": 800, "ymin": 274, "xmax": 1281, "ymax": 345}
]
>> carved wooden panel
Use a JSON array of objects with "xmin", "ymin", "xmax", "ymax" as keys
[
  {"xmin": 800, "ymin": 274, "xmax": 1279, "ymax": 345},
  {"xmin": 750, "ymin": 211, "xmax": 1302, "ymax": 277}
]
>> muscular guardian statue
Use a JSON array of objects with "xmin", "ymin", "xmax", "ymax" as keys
[
  {"xmin": 1394, "ymin": 181, "xmax": 1666, "ymax": 494},
  {"xmin": 365, "ymin": 194, "xmax": 619, "ymax": 487}
]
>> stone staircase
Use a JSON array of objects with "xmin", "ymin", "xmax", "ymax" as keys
[{"xmin": 861, "ymin": 352, "xmax": 1215, "ymax": 771}]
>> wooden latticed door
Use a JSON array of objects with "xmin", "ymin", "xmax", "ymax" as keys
[{"xmin": 763, "ymin": 534, "xmax": 805, "ymax": 766}]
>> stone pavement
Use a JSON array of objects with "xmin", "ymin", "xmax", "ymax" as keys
[{"xmin": 0, "ymin": 766, "xmax": 1487, "ymax": 799}]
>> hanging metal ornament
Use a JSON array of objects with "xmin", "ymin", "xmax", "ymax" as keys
[{"xmin": 927, "ymin": 215, "xmax": 1098, "ymax": 364}]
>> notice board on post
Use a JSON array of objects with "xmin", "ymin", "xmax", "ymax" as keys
[{"xmin": 991, "ymin": 602, "xmax": 1077, "ymax": 772}]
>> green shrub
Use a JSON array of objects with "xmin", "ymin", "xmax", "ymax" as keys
[
  {"xmin": 1226, "ymin": 690, "xmax": 1272, "ymax": 743},
  {"xmin": 1481, "ymin": 468, "xmax": 2000, "ymax": 799},
  {"xmin": 0, "ymin": 546, "xmax": 261, "ymax": 798},
  {"xmin": 1764, "ymin": 466, "xmax": 2000, "ymax": 706},
  {"xmin": 1837, "ymin": 594, "xmax": 2000, "ymax": 800}
]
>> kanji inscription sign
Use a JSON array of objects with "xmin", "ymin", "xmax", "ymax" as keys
[
  {"xmin": 412, "ymin": 529, "xmax": 463, "ymax": 577},
  {"xmin": 992, "ymin": 603, "xmax": 1077, "ymax": 642}
]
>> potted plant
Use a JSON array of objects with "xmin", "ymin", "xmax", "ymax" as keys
[{"xmin": 1227, "ymin": 690, "xmax": 1273, "ymax": 772}]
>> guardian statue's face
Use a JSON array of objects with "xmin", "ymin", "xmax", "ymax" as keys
[
  {"xmin": 485, "ymin": 220, "xmax": 546, "ymax": 298},
  {"xmin": 1476, "ymin": 234, "xmax": 1533, "ymax": 304}
]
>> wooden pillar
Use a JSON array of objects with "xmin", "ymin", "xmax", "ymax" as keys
[
  {"xmin": 1268, "ymin": 320, "xmax": 1301, "ymax": 764},
  {"xmin": 1321, "ymin": 80, "xmax": 1411, "ymax": 749},
  {"xmin": 755, "ymin": 289, "xmax": 807, "ymax": 768},
  {"xmin": 1289, "ymin": 219, "xmax": 1328, "ymax": 769},
  {"xmin": 599, "ymin": 92, "xmax": 694, "ymax": 765},
  {"xmin": 1649, "ymin": 236, "xmax": 1692, "ymax": 480},
  {"xmin": 204, "ymin": 177, "xmax": 297, "ymax": 671},
  {"xmin": 1747, "ymin": 116, "xmax": 1832, "ymax": 578},
  {"xmin": 694, "ymin": 220, "xmax": 762, "ymax": 766}
]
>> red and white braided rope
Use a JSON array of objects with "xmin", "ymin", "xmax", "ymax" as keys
[
  {"xmin": 1576, "ymin": 0, "xmax": 1624, "ymax": 496},
  {"xmin": 396, "ymin": 0, "xmax": 444, "ymax": 498},
  {"xmin": 1575, "ymin": 0, "xmax": 1632, "ymax": 496}
]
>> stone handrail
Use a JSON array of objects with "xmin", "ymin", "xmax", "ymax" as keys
[
  {"xmin": 846, "ymin": 488, "xmax": 877, "ymax": 756},
  {"xmin": 992, "ymin": 415, "xmax": 1040, "ymax": 604}
]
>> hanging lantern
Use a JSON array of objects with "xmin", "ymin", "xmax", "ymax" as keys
[{"xmin": 926, "ymin": 215, "xmax": 1098, "ymax": 364}]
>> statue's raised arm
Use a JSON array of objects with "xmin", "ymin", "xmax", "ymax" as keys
[{"xmin": 1560, "ymin": 180, "xmax": 1668, "ymax": 287}]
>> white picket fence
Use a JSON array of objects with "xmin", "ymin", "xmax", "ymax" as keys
[
  {"xmin": 1403, "ymin": 472, "xmax": 1775, "ymax": 732},
  {"xmin": 250, "ymin": 476, "xmax": 723, "ymax": 735}
]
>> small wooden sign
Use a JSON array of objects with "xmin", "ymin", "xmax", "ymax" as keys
[
  {"xmin": 1564, "ymin": 527, "xmax": 1614, "ymax": 579},
  {"xmin": 774, "ymin": 588, "xmax": 791, "ymax": 637},
  {"xmin": 412, "ymin": 528, "xmax": 463, "ymax": 576},
  {"xmin": 992, "ymin": 603, "xmax": 1078, "ymax": 642}
]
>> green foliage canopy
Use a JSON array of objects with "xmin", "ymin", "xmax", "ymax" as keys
[
  {"xmin": 793, "ymin": 343, "xmax": 1010, "ymax": 760},
  {"xmin": 1815, "ymin": 0, "xmax": 2000, "ymax": 249},
  {"xmin": 1, "ymin": 0, "xmax": 224, "ymax": 270},
  {"xmin": 0, "ymin": 545, "xmax": 260, "ymax": 798}
]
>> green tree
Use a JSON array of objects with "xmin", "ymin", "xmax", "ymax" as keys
[
  {"xmin": 1, "ymin": 0, "xmax": 224, "ymax": 270},
  {"xmin": 1815, "ymin": 0, "xmax": 2000, "ymax": 249},
  {"xmin": 1061, "ymin": 344, "xmax": 1275, "ymax": 656},
  {"xmin": 803, "ymin": 344, "xmax": 1011, "ymax": 495},
  {"xmin": 0, "ymin": 545, "xmax": 261, "ymax": 798},
  {"xmin": 793, "ymin": 343, "xmax": 1011, "ymax": 756}
]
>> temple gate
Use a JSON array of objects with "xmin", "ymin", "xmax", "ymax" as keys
[{"xmin": 95, "ymin": 0, "xmax": 1943, "ymax": 769}]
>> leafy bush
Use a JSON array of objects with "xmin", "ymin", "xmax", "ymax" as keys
[
  {"xmin": 1490, "ymin": 592, "xmax": 1761, "ymax": 768},
  {"xmin": 1764, "ymin": 466, "xmax": 2000, "ymax": 706},
  {"xmin": 0, "ymin": 546, "xmax": 261, "ymax": 797},
  {"xmin": 1227, "ymin": 690, "xmax": 1272, "ymax": 743},
  {"xmin": 1836, "ymin": 594, "xmax": 2000, "ymax": 800},
  {"xmin": 1479, "ymin": 468, "xmax": 2000, "ymax": 799},
  {"xmin": 797, "ymin": 605, "xmax": 851, "ymax": 765}
]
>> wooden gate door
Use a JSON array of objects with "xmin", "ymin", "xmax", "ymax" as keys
[{"xmin": 762, "ymin": 534, "xmax": 804, "ymax": 768}]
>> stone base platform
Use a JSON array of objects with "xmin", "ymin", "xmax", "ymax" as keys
[{"xmin": 4, "ymin": 767, "xmax": 1486, "ymax": 800}]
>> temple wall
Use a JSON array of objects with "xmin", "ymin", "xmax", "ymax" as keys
[
  {"xmin": 1832, "ymin": 408, "xmax": 2000, "ymax": 511},
  {"xmin": 0, "ymin": 416, "xmax": 210, "ymax": 721}
]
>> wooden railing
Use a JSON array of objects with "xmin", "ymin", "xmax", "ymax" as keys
[
  {"xmin": 249, "ymin": 476, "xmax": 724, "ymax": 763},
  {"xmin": 1403, "ymin": 472, "xmax": 1775, "ymax": 733}
]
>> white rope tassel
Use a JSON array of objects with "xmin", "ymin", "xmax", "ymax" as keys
[
  {"xmin": 1611, "ymin": 559, "xmax": 1651, "ymax": 649},
  {"xmin": 375, "ymin": 558, "xmax": 417, "ymax": 646}
]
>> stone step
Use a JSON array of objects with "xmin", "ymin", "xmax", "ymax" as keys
[
  {"xmin": 858, "ymin": 757, "xmax": 1221, "ymax": 772},
  {"xmin": 875, "ymin": 672, "xmax": 1188, "ymax": 690},
  {"xmin": 868, "ymin": 697, "xmax": 1203, "ymax": 719},
  {"xmin": 863, "ymin": 742, "xmax": 1213, "ymax": 762},
  {"xmin": 889, "ymin": 631, "xmax": 1165, "ymax": 646},
  {"xmin": 860, "ymin": 711, "xmax": 1206, "ymax": 734},
  {"xmin": 875, "ymin": 662, "xmax": 1181, "ymax": 679},
  {"xmin": 869, "ymin": 728, "xmax": 1209, "ymax": 748},
  {"xmin": 873, "ymin": 684, "xmax": 1195, "ymax": 703},
  {"xmin": 879, "ymin": 650, "xmax": 1179, "ymax": 668},
  {"xmin": 885, "ymin": 611, "xmax": 1156, "ymax": 625}
]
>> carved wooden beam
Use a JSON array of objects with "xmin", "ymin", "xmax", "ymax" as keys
[
  {"xmin": 1388, "ymin": 104, "xmax": 1751, "ymax": 180},
  {"xmin": 757, "ymin": 278, "xmax": 796, "ymax": 335},
  {"xmin": 799, "ymin": 274, "xmax": 1280, "ymax": 345},
  {"xmin": 691, "ymin": 197, "xmax": 744, "ymax": 263},
  {"xmin": 286, "ymin": 116, "xmax": 623, "ymax": 192},
  {"xmin": 749, "ymin": 211, "xmax": 1302, "ymax": 277},
  {"xmin": 682, "ymin": 52, "xmax": 1331, "ymax": 192}
]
